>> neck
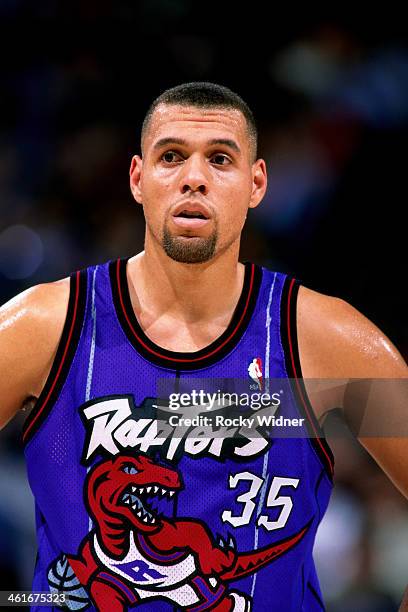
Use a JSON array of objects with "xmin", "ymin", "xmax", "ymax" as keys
[{"xmin": 128, "ymin": 236, "xmax": 245, "ymax": 327}]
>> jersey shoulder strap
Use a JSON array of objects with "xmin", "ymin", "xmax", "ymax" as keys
[
  {"xmin": 280, "ymin": 275, "xmax": 335, "ymax": 480},
  {"xmin": 22, "ymin": 267, "xmax": 89, "ymax": 445}
]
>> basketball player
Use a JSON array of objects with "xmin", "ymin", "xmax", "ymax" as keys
[{"xmin": 0, "ymin": 83, "xmax": 407, "ymax": 611}]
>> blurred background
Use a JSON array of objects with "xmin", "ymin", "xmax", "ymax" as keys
[{"xmin": 0, "ymin": 2, "xmax": 407, "ymax": 610}]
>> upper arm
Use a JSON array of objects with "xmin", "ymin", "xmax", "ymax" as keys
[
  {"xmin": 297, "ymin": 285, "xmax": 408, "ymax": 496},
  {"xmin": 297, "ymin": 285, "xmax": 407, "ymax": 382},
  {"xmin": 0, "ymin": 279, "xmax": 70, "ymax": 430}
]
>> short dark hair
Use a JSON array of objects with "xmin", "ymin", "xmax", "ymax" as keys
[{"xmin": 141, "ymin": 82, "xmax": 257, "ymax": 160}]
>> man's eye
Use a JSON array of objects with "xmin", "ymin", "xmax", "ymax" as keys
[
  {"xmin": 162, "ymin": 151, "xmax": 180, "ymax": 163},
  {"xmin": 211, "ymin": 154, "xmax": 230, "ymax": 165}
]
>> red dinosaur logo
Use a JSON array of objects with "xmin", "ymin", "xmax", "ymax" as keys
[{"xmin": 58, "ymin": 455, "xmax": 309, "ymax": 611}]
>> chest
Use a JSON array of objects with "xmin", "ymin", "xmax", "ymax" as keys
[{"xmin": 136, "ymin": 309, "xmax": 234, "ymax": 353}]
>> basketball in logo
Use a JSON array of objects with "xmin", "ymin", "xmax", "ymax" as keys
[{"xmin": 48, "ymin": 554, "xmax": 89, "ymax": 610}]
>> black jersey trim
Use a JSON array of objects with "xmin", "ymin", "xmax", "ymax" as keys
[
  {"xmin": 280, "ymin": 276, "xmax": 334, "ymax": 480},
  {"xmin": 314, "ymin": 469, "xmax": 326, "ymax": 525},
  {"xmin": 307, "ymin": 581, "xmax": 326, "ymax": 610},
  {"xmin": 22, "ymin": 268, "xmax": 88, "ymax": 445},
  {"xmin": 109, "ymin": 257, "xmax": 263, "ymax": 371}
]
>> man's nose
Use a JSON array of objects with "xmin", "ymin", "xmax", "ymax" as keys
[{"xmin": 179, "ymin": 155, "xmax": 209, "ymax": 195}]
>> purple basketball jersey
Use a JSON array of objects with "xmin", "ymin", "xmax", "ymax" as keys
[{"xmin": 23, "ymin": 258, "xmax": 334, "ymax": 611}]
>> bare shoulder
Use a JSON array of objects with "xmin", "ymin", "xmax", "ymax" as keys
[
  {"xmin": 0, "ymin": 277, "xmax": 70, "ymax": 337},
  {"xmin": 0, "ymin": 277, "xmax": 70, "ymax": 428},
  {"xmin": 297, "ymin": 285, "xmax": 406, "ymax": 378},
  {"xmin": 2, "ymin": 277, "xmax": 70, "ymax": 314},
  {"xmin": 296, "ymin": 285, "xmax": 407, "ymax": 418}
]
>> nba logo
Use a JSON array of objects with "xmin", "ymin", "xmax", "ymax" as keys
[{"xmin": 248, "ymin": 357, "xmax": 263, "ymax": 390}]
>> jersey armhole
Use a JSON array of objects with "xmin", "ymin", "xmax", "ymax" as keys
[
  {"xmin": 280, "ymin": 276, "xmax": 335, "ymax": 481},
  {"xmin": 21, "ymin": 269, "xmax": 88, "ymax": 446}
]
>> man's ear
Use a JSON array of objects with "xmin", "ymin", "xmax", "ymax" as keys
[
  {"xmin": 249, "ymin": 159, "xmax": 267, "ymax": 210},
  {"xmin": 129, "ymin": 155, "xmax": 143, "ymax": 203}
]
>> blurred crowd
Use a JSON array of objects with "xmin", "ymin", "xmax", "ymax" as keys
[{"xmin": 0, "ymin": 3, "xmax": 407, "ymax": 610}]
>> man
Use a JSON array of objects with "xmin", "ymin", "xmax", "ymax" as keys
[{"xmin": 0, "ymin": 82, "xmax": 407, "ymax": 611}]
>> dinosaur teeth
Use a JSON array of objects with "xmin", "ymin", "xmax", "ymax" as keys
[
  {"xmin": 139, "ymin": 487, "xmax": 144, "ymax": 494},
  {"xmin": 131, "ymin": 504, "xmax": 136, "ymax": 510},
  {"xmin": 146, "ymin": 486, "xmax": 152, "ymax": 493},
  {"xmin": 169, "ymin": 490, "xmax": 175, "ymax": 498},
  {"xmin": 153, "ymin": 486, "xmax": 159, "ymax": 493},
  {"xmin": 160, "ymin": 488, "xmax": 167, "ymax": 497},
  {"xmin": 125, "ymin": 499, "xmax": 130, "ymax": 504},
  {"xmin": 137, "ymin": 510, "xmax": 142, "ymax": 517},
  {"xmin": 131, "ymin": 486, "xmax": 136, "ymax": 492},
  {"xmin": 143, "ymin": 516, "xmax": 149, "ymax": 523}
]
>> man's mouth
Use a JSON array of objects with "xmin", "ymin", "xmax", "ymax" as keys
[
  {"xmin": 172, "ymin": 210, "xmax": 210, "ymax": 230},
  {"xmin": 172, "ymin": 203, "xmax": 211, "ymax": 229},
  {"xmin": 175, "ymin": 210, "xmax": 207, "ymax": 219},
  {"xmin": 120, "ymin": 484, "xmax": 176, "ymax": 525}
]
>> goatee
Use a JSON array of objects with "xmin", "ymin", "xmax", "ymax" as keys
[{"xmin": 162, "ymin": 227, "xmax": 217, "ymax": 264}]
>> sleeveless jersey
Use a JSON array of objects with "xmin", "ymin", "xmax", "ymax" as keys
[{"xmin": 22, "ymin": 258, "xmax": 334, "ymax": 612}]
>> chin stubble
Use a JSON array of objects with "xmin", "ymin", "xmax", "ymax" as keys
[{"xmin": 162, "ymin": 226, "xmax": 218, "ymax": 264}]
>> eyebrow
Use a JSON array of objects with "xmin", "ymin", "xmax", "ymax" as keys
[
  {"xmin": 153, "ymin": 137, "xmax": 241, "ymax": 154},
  {"xmin": 208, "ymin": 138, "xmax": 241, "ymax": 153}
]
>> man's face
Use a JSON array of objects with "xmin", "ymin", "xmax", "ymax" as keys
[{"xmin": 130, "ymin": 104, "xmax": 267, "ymax": 264}]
